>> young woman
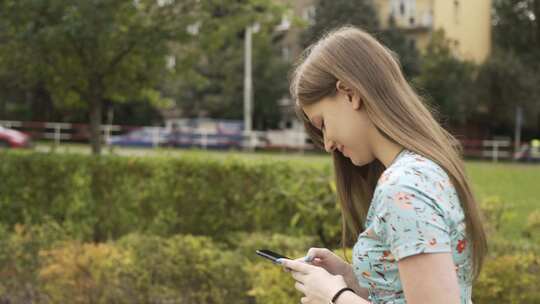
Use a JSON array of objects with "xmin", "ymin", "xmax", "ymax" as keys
[{"xmin": 275, "ymin": 25, "xmax": 488, "ymax": 304}]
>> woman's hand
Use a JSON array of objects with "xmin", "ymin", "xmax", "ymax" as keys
[
  {"xmin": 277, "ymin": 258, "xmax": 348, "ymax": 304},
  {"xmin": 284, "ymin": 248, "xmax": 365, "ymax": 299},
  {"xmin": 300, "ymin": 247, "xmax": 350, "ymax": 277}
]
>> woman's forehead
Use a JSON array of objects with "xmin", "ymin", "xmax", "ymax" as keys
[{"xmin": 300, "ymin": 103, "xmax": 323, "ymax": 125}]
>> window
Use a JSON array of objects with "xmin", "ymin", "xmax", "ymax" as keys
[
  {"xmin": 409, "ymin": 38, "xmax": 417, "ymax": 50},
  {"xmin": 166, "ymin": 55, "xmax": 176, "ymax": 70},
  {"xmin": 454, "ymin": 0, "xmax": 460, "ymax": 24},
  {"xmin": 303, "ymin": 6, "xmax": 316, "ymax": 25},
  {"xmin": 407, "ymin": 0, "xmax": 416, "ymax": 25},
  {"xmin": 390, "ymin": 0, "xmax": 399, "ymax": 16},
  {"xmin": 275, "ymin": 14, "xmax": 291, "ymax": 32},
  {"xmin": 282, "ymin": 46, "xmax": 290, "ymax": 61},
  {"xmin": 186, "ymin": 21, "xmax": 201, "ymax": 35}
]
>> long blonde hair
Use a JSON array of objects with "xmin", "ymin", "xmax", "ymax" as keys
[{"xmin": 289, "ymin": 25, "xmax": 487, "ymax": 282}]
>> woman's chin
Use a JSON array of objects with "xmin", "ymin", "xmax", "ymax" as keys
[{"xmin": 349, "ymin": 155, "xmax": 366, "ymax": 166}]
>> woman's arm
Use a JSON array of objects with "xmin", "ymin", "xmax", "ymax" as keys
[
  {"xmin": 334, "ymin": 289, "xmax": 371, "ymax": 304},
  {"xmin": 342, "ymin": 263, "xmax": 370, "ymax": 301},
  {"xmin": 337, "ymin": 253, "xmax": 461, "ymax": 304},
  {"xmin": 398, "ymin": 252, "xmax": 461, "ymax": 304}
]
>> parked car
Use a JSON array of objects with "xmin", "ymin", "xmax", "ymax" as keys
[
  {"xmin": 106, "ymin": 127, "xmax": 169, "ymax": 147},
  {"xmin": 514, "ymin": 139, "xmax": 540, "ymax": 163},
  {"xmin": 165, "ymin": 131, "xmax": 245, "ymax": 149},
  {"xmin": 0, "ymin": 126, "xmax": 33, "ymax": 149}
]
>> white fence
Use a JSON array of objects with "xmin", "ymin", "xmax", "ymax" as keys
[{"xmin": 0, "ymin": 119, "xmax": 521, "ymax": 161}]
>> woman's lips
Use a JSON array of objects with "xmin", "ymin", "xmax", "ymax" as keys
[{"xmin": 340, "ymin": 145, "xmax": 348, "ymax": 157}]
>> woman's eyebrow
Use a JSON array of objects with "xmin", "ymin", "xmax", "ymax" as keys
[
  {"xmin": 302, "ymin": 109, "xmax": 314, "ymax": 125},
  {"xmin": 310, "ymin": 115, "xmax": 321, "ymax": 129}
]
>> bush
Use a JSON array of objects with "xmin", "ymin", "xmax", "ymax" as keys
[
  {"xmin": 479, "ymin": 196, "xmax": 516, "ymax": 235},
  {"xmin": 473, "ymin": 252, "xmax": 540, "ymax": 303},
  {"xmin": 523, "ymin": 209, "xmax": 540, "ymax": 241},
  {"xmin": 0, "ymin": 217, "xmax": 70, "ymax": 303},
  {"xmin": 0, "ymin": 152, "xmax": 342, "ymax": 247},
  {"xmin": 38, "ymin": 240, "xmax": 132, "ymax": 303},
  {"xmin": 1, "ymin": 152, "xmax": 538, "ymax": 303},
  {"xmin": 116, "ymin": 233, "xmax": 249, "ymax": 303}
]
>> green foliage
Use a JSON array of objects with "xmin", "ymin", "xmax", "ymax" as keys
[
  {"xmin": 0, "ymin": 229, "xmax": 320, "ymax": 303},
  {"xmin": 0, "ymin": 0, "xmax": 194, "ymax": 108},
  {"xmin": 0, "ymin": 151, "xmax": 343, "ymax": 247},
  {"xmin": 0, "ymin": 224, "xmax": 537, "ymax": 303},
  {"xmin": 479, "ymin": 196, "xmax": 516, "ymax": 234},
  {"xmin": 377, "ymin": 25, "xmax": 422, "ymax": 78},
  {"xmin": 116, "ymin": 233, "xmax": 248, "ymax": 303},
  {"xmin": 0, "ymin": 152, "xmax": 539, "ymax": 302},
  {"xmin": 168, "ymin": 0, "xmax": 289, "ymax": 129},
  {"xmin": 474, "ymin": 252, "xmax": 540, "ymax": 303},
  {"xmin": 523, "ymin": 210, "xmax": 540, "ymax": 241},
  {"xmin": 413, "ymin": 29, "xmax": 477, "ymax": 128},
  {"xmin": 300, "ymin": 0, "xmax": 421, "ymax": 78},
  {"xmin": 474, "ymin": 49, "xmax": 540, "ymax": 131},
  {"xmin": 0, "ymin": 218, "xmax": 71, "ymax": 303},
  {"xmin": 0, "ymin": 0, "xmax": 205, "ymax": 154},
  {"xmin": 493, "ymin": 0, "xmax": 540, "ymax": 63},
  {"xmin": 489, "ymin": 0, "xmax": 540, "ymax": 134},
  {"xmin": 38, "ymin": 240, "xmax": 132, "ymax": 303},
  {"xmin": 300, "ymin": 0, "xmax": 379, "ymax": 47}
]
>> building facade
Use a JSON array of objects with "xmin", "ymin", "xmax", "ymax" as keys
[{"xmin": 276, "ymin": 0, "xmax": 492, "ymax": 131}]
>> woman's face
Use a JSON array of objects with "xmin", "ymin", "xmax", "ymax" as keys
[{"xmin": 301, "ymin": 84, "xmax": 377, "ymax": 166}]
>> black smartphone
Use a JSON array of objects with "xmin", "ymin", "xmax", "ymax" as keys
[{"xmin": 255, "ymin": 249, "xmax": 292, "ymax": 269}]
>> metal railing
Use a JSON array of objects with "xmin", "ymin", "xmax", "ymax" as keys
[{"xmin": 0, "ymin": 119, "xmax": 520, "ymax": 161}]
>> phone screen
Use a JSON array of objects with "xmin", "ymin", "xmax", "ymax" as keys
[{"xmin": 255, "ymin": 249, "xmax": 290, "ymax": 264}]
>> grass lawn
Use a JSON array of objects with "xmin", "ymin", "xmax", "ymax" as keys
[
  {"xmin": 467, "ymin": 161, "xmax": 539, "ymax": 239},
  {"xmin": 29, "ymin": 142, "xmax": 540, "ymax": 239}
]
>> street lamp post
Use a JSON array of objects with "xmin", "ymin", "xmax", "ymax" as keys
[
  {"xmin": 243, "ymin": 23, "xmax": 259, "ymax": 151},
  {"xmin": 244, "ymin": 25, "xmax": 253, "ymax": 144}
]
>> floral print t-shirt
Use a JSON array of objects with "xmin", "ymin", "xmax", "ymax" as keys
[{"xmin": 352, "ymin": 148, "xmax": 473, "ymax": 303}]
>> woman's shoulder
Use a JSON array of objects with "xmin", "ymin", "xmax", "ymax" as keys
[{"xmin": 376, "ymin": 149, "xmax": 451, "ymax": 192}]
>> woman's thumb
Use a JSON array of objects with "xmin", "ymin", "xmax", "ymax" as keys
[{"xmin": 304, "ymin": 247, "xmax": 329, "ymax": 262}]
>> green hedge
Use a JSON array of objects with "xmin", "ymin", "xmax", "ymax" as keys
[
  {"xmin": 0, "ymin": 220, "xmax": 538, "ymax": 303},
  {"xmin": 1, "ymin": 151, "xmax": 539, "ymax": 303},
  {"xmin": 0, "ymin": 218, "xmax": 316, "ymax": 303},
  {"xmin": 0, "ymin": 152, "xmax": 342, "ymax": 246}
]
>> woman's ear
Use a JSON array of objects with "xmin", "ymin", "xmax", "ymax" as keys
[
  {"xmin": 351, "ymin": 95, "xmax": 363, "ymax": 110},
  {"xmin": 336, "ymin": 80, "xmax": 352, "ymax": 95},
  {"xmin": 336, "ymin": 80, "xmax": 363, "ymax": 110}
]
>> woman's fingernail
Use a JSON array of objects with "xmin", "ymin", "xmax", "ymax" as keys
[
  {"xmin": 276, "ymin": 258, "xmax": 283, "ymax": 264},
  {"xmin": 304, "ymin": 255, "xmax": 313, "ymax": 262}
]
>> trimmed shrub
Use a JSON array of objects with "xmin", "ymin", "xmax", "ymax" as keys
[
  {"xmin": 473, "ymin": 252, "xmax": 540, "ymax": 303},
  {"xmin": 0, "ymin": 152, "xmax": 341, "ymax": 247}
]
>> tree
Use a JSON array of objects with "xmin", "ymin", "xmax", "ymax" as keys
[
  {"xmin": 300, "ymin": 0, "xmax": 379, "ymax": 47},
  {"xmin": 0, "ymin": 0, "xmax": 199, "ymax": 154},
  {"xmin": 493, "ymin": 0, "xmax": 540, "ymax": 63},
  {"xmin": 413, "ymin": 30, "xmax": 477, "ymax": 129},
  {"xmin": 475, "ymin": 50, "xmax": 540, "ymax": 134},
  {"xmin": 164, "ymin": 0, "xmax": 289, "ymax": 129},
  {"xmin": 489, "ymin": 0, "xmax": 540, "ymax": 136},
  {"xmin": 300, "ymin": 0, "xmax": 420, "ymax": 79},
  {"xmin": 378, "ymin": 16, "xmax": 421, "ymax": 78}
]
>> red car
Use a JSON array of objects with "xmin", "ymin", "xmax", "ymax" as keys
[{"xmin": 0, "ymin": 126, "xmax": 33, "ymax": 149}]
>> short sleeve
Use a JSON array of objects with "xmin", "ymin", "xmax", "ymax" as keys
[{"xmin": 371, "ymin": 169, "xmax": 452, "ymax": 261}]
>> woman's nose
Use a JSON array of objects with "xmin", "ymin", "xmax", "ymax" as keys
[{"xmin": 324, "ymin": 138, "xmax": 337, "ymax": 153}]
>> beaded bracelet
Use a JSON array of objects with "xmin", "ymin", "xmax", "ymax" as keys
[{"xmin": 331, "ymin": 287, "xmax": 356, "ymax": 304}]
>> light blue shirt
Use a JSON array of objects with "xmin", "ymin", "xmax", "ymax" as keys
[{"xmin": 352, "ymin": 149, "xmax": 473, "ymax": 303}]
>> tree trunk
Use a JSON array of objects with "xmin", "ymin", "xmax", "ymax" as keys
[
  {"xmin": 88, "ymin": 86, "xmax": 103, "ymax": 155},
  {"xmin": 535, "ymin": 0, "xmax": 540, "ymax": 48},
  {"xmin": 0, "ymin": 92, "xmax": 5, "ymax": 118}
]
